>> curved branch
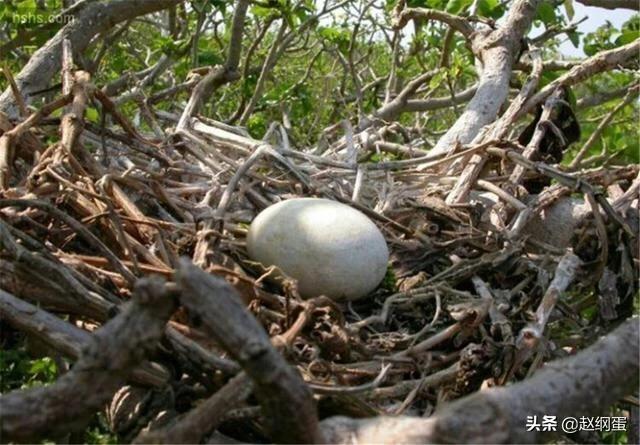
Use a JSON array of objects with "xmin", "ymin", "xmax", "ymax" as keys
[
  {"xmin": 403, "ymin": 85, "xmax": 478, "ymax": 112},
  {"xmin": 176, "ymin": 0, "xmax": 249, "ymax": 129},
  {"xmin": 393, "ymin": 8, "xmax": 474, "ymax": 39}
]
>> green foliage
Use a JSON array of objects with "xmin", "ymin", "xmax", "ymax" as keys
[
  {"xmin": 563, "ymin": 0, "xmax": 574, "ymax": 21},
  {"xmin": 584, "ymin": 15, "xmax": 640, "ymax": 56},
  {"xmin": 0, "ymin": 347, "xmax": 57, "ymax": 392},
  {"xmin": 445, "ymin": 0, "xmax": 473, "ymax": 15},
  {"xmin": 247, "ymin": 113, "xmax": 267, "ymax": 137},
  {"xmin": 599, "ymin": 406, "xmax": 629, "ymax": 444},
  {"xmin": 317, "ymin": 25, "xmax": 351, "ymax": 53},
  {"xmin": 85, "ymin": 414, "xmax": 119, "ymax": 445},
  {"xmin": 406, "ymin": 0, "xmax": 447, "ymax": 9},
  {"xmin": 535, "ymin": 1, "xmax": 558, "ymax": 28},
  {"xmin": 1, "ymin": 341, "xmax": 118, "ymax": 443},
  {"xmin": 477, "ymin": 0, "xmax": 505, "ymax": 19},
  {"xmin": 381, "ymin": 266, "xmax": 398, "ymax": 292}
]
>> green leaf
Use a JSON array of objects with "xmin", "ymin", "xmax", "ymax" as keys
[
  {"xmin": 251, "ymin": 5, "xmax": 274, "ymax": 18},
  {"xmin": 428, "ymin": 69, "xmax": 447, "ymax": 90},
  {"xmin": 16, "ymin": 0, "xmax": 37, "ymax": 15},
  {"xmin": 568, "ymin": 31, "xmax": 580, "ymax": 48},
  {"xmin": 563, "ymin": 0, "xmax": 574, "ymax": 21},
  {"xmin": 86, "ymin": 107, "xmax": 99, "ymax": 123},
  {"xmin": 445, "ymin": 0, "xmax": 472, "ymax": 14},
  {"xmin": 536, "ymin": 1, "xmax": 556, "ymax": 26},
  {"xmin": 616, "ymin": 28, "xmax": 639, "ymax": 45},
  {"xmin": 407, "ymin": 0, "xmax": 445, "ymax": 8},
  {"xmin": 477, "ymin": 0, "xmax": 504, "ymax": 19}
]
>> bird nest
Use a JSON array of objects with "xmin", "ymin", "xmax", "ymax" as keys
[{"xmin": 0, "ymin": 84, "xmax": 638, "ymax": 443}]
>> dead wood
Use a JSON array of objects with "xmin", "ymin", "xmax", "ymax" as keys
[{"xmin": 0, "ymin": 287, "xmax": 170, "ymax": 388}]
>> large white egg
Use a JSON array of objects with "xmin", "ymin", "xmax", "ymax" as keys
[{"xmin": 246, "ymin": 198, "xmax": 389, "ymax": 301}]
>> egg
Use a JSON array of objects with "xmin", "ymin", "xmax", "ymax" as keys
[{"xmin": 246, "ymin": 198, "xmax": 389, "ymax": 301}]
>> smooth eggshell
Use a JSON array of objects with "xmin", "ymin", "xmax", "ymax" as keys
[{"xmin": 246, "ymin": 198, "xmax": 389, "ymax": 300}]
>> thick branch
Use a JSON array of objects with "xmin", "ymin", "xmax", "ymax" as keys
[
  {"xmin": 393, "ymin": 8, "xmax": 474, "ymax": 39},
  {"xmin": 427, "ymin": 0, "xmax": 541, "ymax": 156},
  {"xmin": 403, "ymin": 85, "xmax": 477, "ymax": 112},
  {"xmin": 372, "ymin": 70, "xmax": 438, "ymax": 122},
  {"xmin": 0, "ymin": 0, "xmax": 183, "ymax": 117},
  {"xmin": 520, "ymin": 38, "xmax": 640, "ymax": 118},
  {"xmin": 0, "ymin": 287, "xmax": 169, "ymax": 388},
  {"xmin": 0, "ymin": 278, "xmax": 175, "ymax": 443}
]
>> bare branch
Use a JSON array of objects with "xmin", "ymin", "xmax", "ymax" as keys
[
  {"xmin": 176, "ymin": 0, "xmax": 249, "ymax": 129},
  {"xmin": 393, "ymin": 8, "xmax": 474, "ymax": 39},
  {"xmin": 520, "ymin": 38, "xmax": 640, "ymax": 118}
]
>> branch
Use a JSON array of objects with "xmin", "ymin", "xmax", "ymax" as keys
[
  {"xmin": 135, "ymin": 372, "xmax": 253, "ymax": 444},
  {"xmin": 576, "ymin": 85, "xmax": 630, "ymax": 108},
  {"xmin": 426, "ymin": 0, "xmax": 541, "ymax": 157},
  {"xmin": 0, "ymin": 287, "xmax": 169, "ymax": 388},
  {"xmin": 321, "ymin": 317, "xmax": 639, "ymax": 444},
  {"xmin": 444, "ymin": 47, "xmax": 544, "ymax": 204},
  {"xmin": 519, "ymin": 38, "xmax": 640, "ymax": 118},
  {"xmin": 403, "ymin": 85, "xmax": 477, "ymax": 112},
  {"xmin": 0, "ymin": 278, "xmax": 175, "ymax": 443},
  {"xmin": 0, "ymin": 0, "xmax": 183, "ymax": 117},
  {"xmin": 176, "ymin": 259, "xmax": 323, "ymax": 443},
  {"xmin": 176, "ymin": 0, "xmax": 250, "ymax": 129},
  {"xmin": 393, "ymin": 8, "xmax": 474, "ymax": 39},
  {"xmin": 0, "ymin": 220, "xmax": 115, "ymax": 321},
  {"xmin": 569, "ymin": 83, "xmax": 639, "ymax": 168},
  {"xmin": 372, "ymin": 69, "xmax": 438, "ymax": 122},
  {"xmin": 511, "ymin": 252, "xmax": 582, "ymax": 376},
  {"xmin": 238, "ymin": 20, "xmax": 287, "ymax": 125},
  {"xmin": 0, "ymin": 199, "xmax": 136, "ymax": 284}
]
